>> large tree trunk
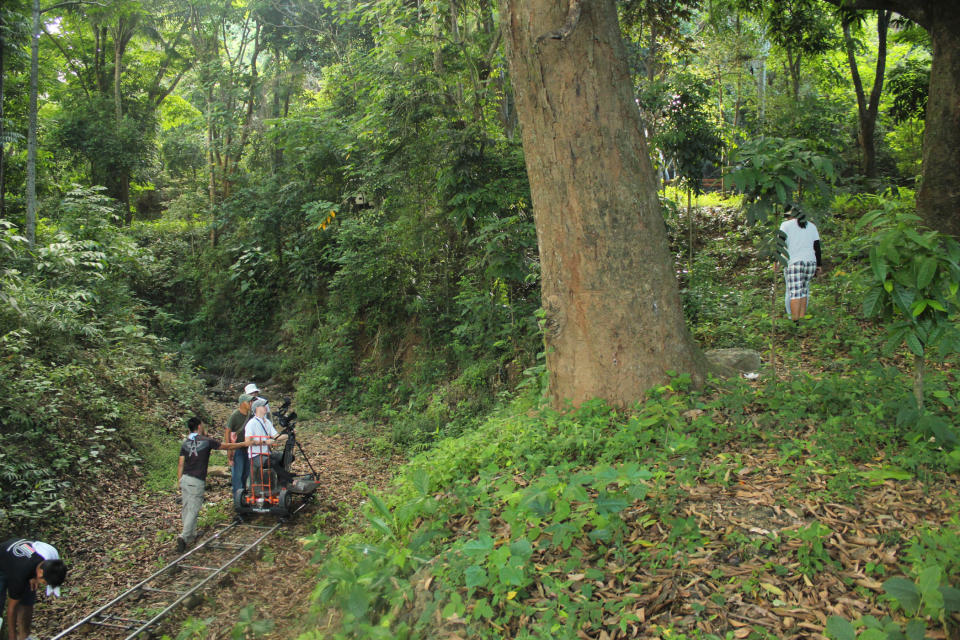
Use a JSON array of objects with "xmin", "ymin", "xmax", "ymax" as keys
[
  {"xmin": 1, "ymin": 26, "xmax": 6, "ymax": 220},
  {"xmin": 917, "ymin": 13, "xmax": 960, "ymax": 236},
  {"xmin": 500, "ymin": 0, "xmax": 707, "ymax": 409}
]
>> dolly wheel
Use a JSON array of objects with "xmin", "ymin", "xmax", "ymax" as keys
[{"xmin": 234, "ymin": 488, "xmax": 247, "ymax": 513}]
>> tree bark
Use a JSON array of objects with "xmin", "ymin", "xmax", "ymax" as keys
[
  {"xmin": 913, "ymin": 353, "xmax": 924, "ymax": 411},
  {"xmin": 500, "ymin": 0, "xmax": 707, "ymax": 409},
  {"xmin": 917, "ymin": 11, "xmax": 960, "ymax": 236},
  {"xmin": 0, "ymin": 24, "xmax": 6, "ymax": 221},
  {"xmin": 26, "ymin": 0, "xmax": 40, "ymax": 247}
]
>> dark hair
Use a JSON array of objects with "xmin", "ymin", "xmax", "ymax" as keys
[
  {"xmin": 187, "ymin": 416, "xmax": 202, "ymax": 432},
  {"xmin": 786, "ymin": 206, "xmax": 808, "ymax": 229},
  {"xmin": 41, "ymin": 559, "xmax": 67, "ymax": 586}
]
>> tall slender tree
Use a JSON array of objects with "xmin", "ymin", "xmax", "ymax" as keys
[
  {"xmin": 500, "ymin": 0, "xmax": 708, "ymax": 409},
  {"xmin": 841, "ymin": 9, "xmax": 892, "ymax": 179}
]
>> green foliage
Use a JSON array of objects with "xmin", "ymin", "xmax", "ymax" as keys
[
  {"xmin": 826, "ymin": 566, "xmax": 960, "ymax": 640},
  {"xmin": 0, "ymin": 189, "xmax": 203, "ymax": 531},
  {"xmin": 786, "ymin": 522, "xmax": 834, "ymax": 576},
  {"xmin": 857, "ymin": 198, "xmax": 960, "ymax": 417},
  {"xmin": 165, "ymin": 616, "xmax": 215, "ymax": 640},
  {"xmin": 858, "ymin": 204, "xmax": 960, "ymax": 360},
  {"xmin": 51, "ymin": 95, "xmax": 157, "ymax": 205},
  {"xmin": 641, "ymin": 73, "xmax": 723, "ymax": 194},
  {"xmin": 886, "ymin": 58, "xmax": 930, "ymax": 125},
  {"xmin": 727, "ymin": 136, "xmax": 837, "ymax": 224},
  {"xmin": 231, "ymin": 605, "xmax": 275, "ymax": 639},
  {"xmin": 885, "ymin": 119, "xmax": 924, "ymax": 183}
]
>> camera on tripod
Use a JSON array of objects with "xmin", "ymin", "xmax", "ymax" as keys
[{"xmin": 275, "ymin": 398, "xmax": 297, "ymax": 432}]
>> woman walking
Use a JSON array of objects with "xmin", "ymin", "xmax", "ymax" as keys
[{"xmin": 779, "ymin": 207, "xmax": 823, "ymax": 322}]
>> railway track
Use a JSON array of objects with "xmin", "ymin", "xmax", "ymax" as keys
[{"xmin": 48, "ymin": 505, "xmax": 307, "ymax": 640}]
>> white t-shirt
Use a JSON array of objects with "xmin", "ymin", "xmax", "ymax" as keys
[
  {"xmin": 780, "ymin": 218, "xmax": 820, "ymax": 264},
  {"xmin": 244, "ymin": 416, "xmax": 278, "ymax": 457}
]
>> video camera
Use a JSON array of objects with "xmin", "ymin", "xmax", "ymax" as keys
[{"xmin": 275, "ymin": 398, "xmax": 297, "ymax": 431}]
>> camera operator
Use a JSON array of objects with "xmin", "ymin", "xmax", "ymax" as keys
[{"xmin": 244, "ymin": 398, "xmax": 287, "ymax": 498}]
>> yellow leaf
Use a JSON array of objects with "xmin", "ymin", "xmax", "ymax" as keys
[
  {"xmin": 507, "ymin": 591, "xmax": 517, "ymax": 600},
  {"xmin": 760, "ymin": 582, "xmax": 785, "ymax": 597}
]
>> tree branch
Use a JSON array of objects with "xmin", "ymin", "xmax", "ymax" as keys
[
  {"xmin": 39, "ymin": 0, "xmax": 105, "ymax": 15},
  {"xmin": 819, "ymin": 0, "xmax": 928, "ymax": 30},
  {"xmin": 40, "ymin": 21, "xmax": 91, "ymax": 99}
]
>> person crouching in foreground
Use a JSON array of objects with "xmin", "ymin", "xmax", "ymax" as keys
[{"xmin": 0, "ymin": 537, "xmax": 67, "ymax": 640}]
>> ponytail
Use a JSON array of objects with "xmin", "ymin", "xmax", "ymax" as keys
[{"xmin": 786, "ymin": 206, "xmax": 807, "ymax": 228}]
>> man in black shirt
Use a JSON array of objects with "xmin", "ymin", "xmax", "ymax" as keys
[
  {"xmin": 177, "ymin": 417, "xmax": 249, "ymax": 552},
  {"xmin": 0, "ymin": 538, "xmax": 67, "ymax": 640}
]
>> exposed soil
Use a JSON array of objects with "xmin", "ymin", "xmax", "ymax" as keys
[{"xmin": 32, "ymin": 393, "xmax": 399, "ymax": 639}]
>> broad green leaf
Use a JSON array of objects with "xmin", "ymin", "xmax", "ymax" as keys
[
  {"xmin": 365, "ymin": 516, "xmax": 392, "ymax": 538},
  {"xmin": 904, "ymin": 331, "xmax": 924, "ymax": 357},
  {"xmin": 346, "ymin": 584, "xmax": 371, "ymax": 619},
  {"xmin": 863, "ymin": 287, "xmax": 884, "ymax": 317},
  {"xmin": 509, "ymin": 538, "xmax": 533, "ymax": 560},
  {"xmin": 910, "ymin": 300, "xmax": 927, "ymax": 316},
  {"xmin": 868, "ymin": 246, "xmax": 883, "ymax": 280},
  {"xmin": 857, "ymin": 466, "xmax": 913, "ymax": 485},
  {"xmin": 915, "ymin": 566, "xmax": 941, "ymax": 595},
  {"xmin": 489, "ymin": 545, "xmax": 510, "ymax": 569},
  {"xmin": 498, "ymin": 564, "xmax": 524, "ymax": 586},
  {"xmin": 904, "ymin": 619, "xmax": 926, "ymax": 640},
  {"xmin": 940, "ymin": 586, "xmax": 960, "ymax": 612},
  {"xmin": 825, "ymin": 616, "xmax": 856, "ymax": 640},
  {"xmin": 594, "ymin": 493, "xmax": 629, "ymax": 515},
  {"xmin": 465, "ymin": 565, "xmax": 487, "ymax": 589},
  {"xmin": 410, "ymin": 468, "xmax": 431, "ymax": 496},
  {"xmin": 883, "ymin": 577, "xmax": 921, "ymax": 614},
  {"xmin": 370, "ymin": 494, "xmax": 392, "ymax": 522},
  {"xmin": 462, "ymin": 535, "xmax": 494, "ymax": 558},
  {"xmin": 916, "ymin": 258, "xmax": 937, "ymax": 289},
  {"xmin": 891, "ymin": 285, "xmax": 916, "ymax": 315},
  {"xmin": 922, "ymin": 584, "xmax": 944, "ymax": 615}
]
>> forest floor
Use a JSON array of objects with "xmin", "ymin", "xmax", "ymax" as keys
[
  {"xmin": 26, "ymin": 337, "xmax": 960, "ymax": 639},
  {"xmin": 32, "ymin": 392, "xmax": 399, "ymax": 640}
]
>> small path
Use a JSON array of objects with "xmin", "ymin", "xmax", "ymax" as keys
[{"xmin": 35, "ymin": 398, "xmax": 398, "ymax": 639}]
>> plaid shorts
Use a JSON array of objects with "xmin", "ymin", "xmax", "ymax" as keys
[{"xmin": 785, "ymin": 261, "xmax": 817, "ymax": 299}]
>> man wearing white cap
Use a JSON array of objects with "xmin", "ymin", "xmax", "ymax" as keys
[
  {"xmin": 244, "ymin": 398, "xmax": 286, "ymax": 498},
  {"xmin": 244, "ymin": 383, "xmax": 270, "ymax": 422},
  {"xmin": 244, "ymin": 383, "xmax": 264, "ymax": 402},
  {"xmin": 0, "ymin": 538, "xmax": 67, "ymax": 640}
]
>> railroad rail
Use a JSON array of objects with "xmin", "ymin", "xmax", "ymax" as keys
[{"xmin": 49, "ymin": 504, "xmax": 307, "ymax": 640}]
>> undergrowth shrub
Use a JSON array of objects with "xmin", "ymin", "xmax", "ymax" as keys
[{"xmin": 0, "ymin": 192, "xmax": 203, "ymax": 531}]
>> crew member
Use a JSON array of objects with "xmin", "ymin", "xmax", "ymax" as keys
[
  {"xmin": 0, "ymin": 538, "xmax": 67, "ymax": 640},
  {"xmin": 177, "ymin": 417, "xmax": 249, "ymax": 552},
  {"xmin": 244, "ymin": 398, "xmax": 287, "ymax": 499},
  {"xmin": 225, "ymin": 394, "xmax": 254, "ymax": 498}
]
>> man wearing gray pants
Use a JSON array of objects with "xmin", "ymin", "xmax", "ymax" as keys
[{"xmin": 176, "ymin": 417, "xmax": 249, "ymax": 552}]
